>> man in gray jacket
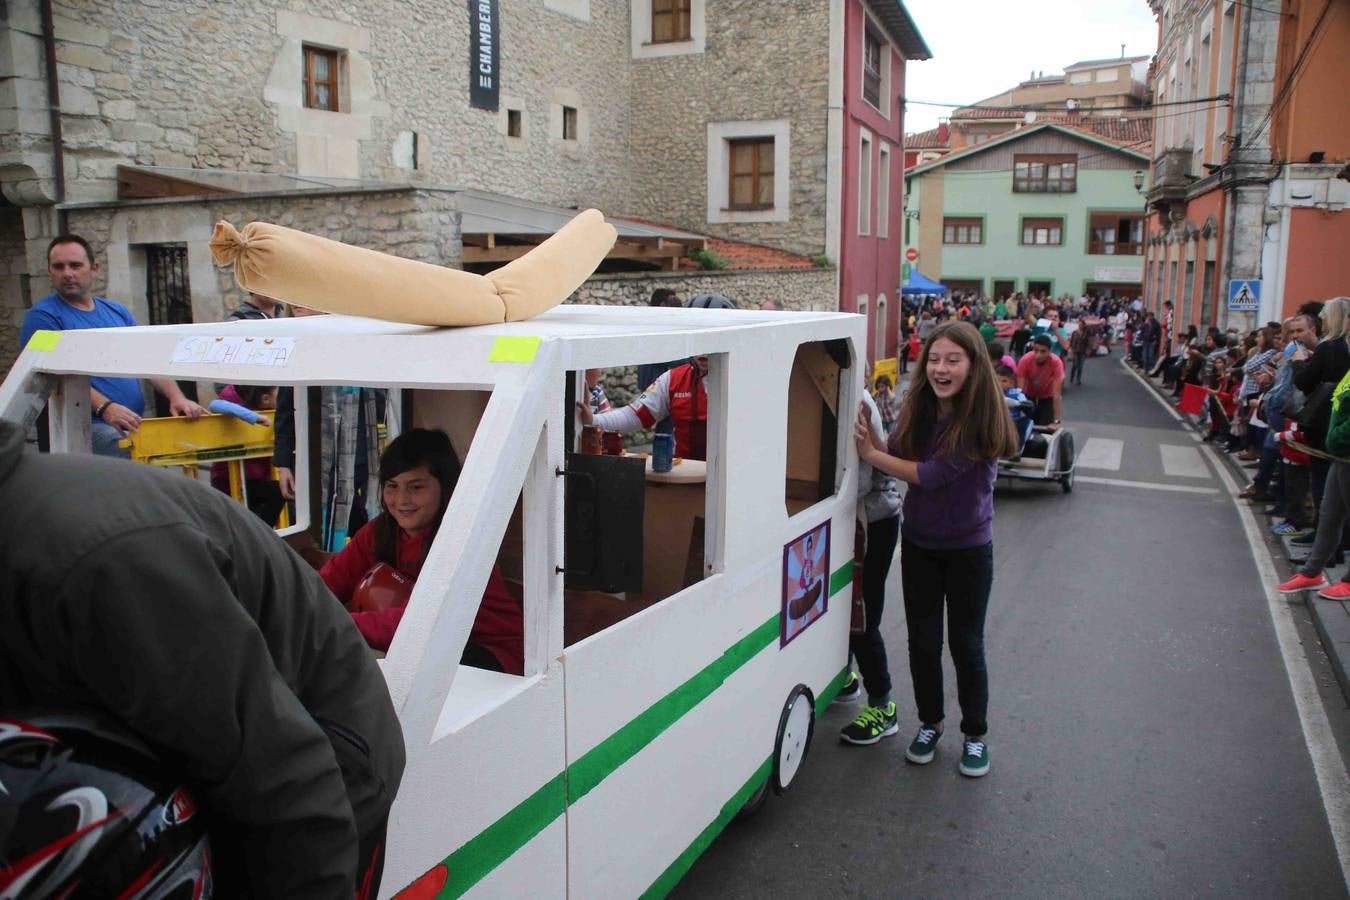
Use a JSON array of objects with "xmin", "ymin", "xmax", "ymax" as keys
[{"xmin": 0, "ymin": 419, "xmax": 403, "ymax": 898}]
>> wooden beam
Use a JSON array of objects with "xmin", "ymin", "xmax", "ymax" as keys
[{"xmin": 116, "ymin": 165, "xmax": 233, "ymax": 200}]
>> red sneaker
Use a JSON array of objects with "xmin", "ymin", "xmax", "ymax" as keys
[
  {"xmin": 1318, "ymin": 582, "xmax": 1350, "ymax": 601},
  {"xmin": 1277, "ymin": 572, "xmax": 1329, "ymax": 594}
]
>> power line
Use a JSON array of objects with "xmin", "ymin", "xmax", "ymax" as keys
[{"xmin": 902, "ymin": 94, "xmax": 1231, "ymax": 114}]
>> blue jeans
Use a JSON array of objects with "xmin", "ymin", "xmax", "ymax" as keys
[{"xmin": 91, "ymin": 419, "xmax": 131, "ymax": 458}]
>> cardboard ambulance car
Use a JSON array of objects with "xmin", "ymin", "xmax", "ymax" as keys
[{"xmin": 0, "ymin": 303, "xmax": 865, "ymax": 897}]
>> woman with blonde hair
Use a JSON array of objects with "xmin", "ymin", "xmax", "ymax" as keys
[{"xmin": 853, "ymin": 320, "xmax": 1018, "ymax": 777}]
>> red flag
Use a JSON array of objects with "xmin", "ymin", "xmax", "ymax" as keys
[{"xmin": 1178, "ymin": 382, "xmax": 1207, "ymax": 415}]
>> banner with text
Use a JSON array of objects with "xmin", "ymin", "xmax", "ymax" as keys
[{"xmin": 469, "ymin": 0, "xmax": 500, "ymax": 111}]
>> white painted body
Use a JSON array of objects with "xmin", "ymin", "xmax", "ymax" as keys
[{"xmin": 0, "ymin": 305, "xmax": 866, "ymax": 898}]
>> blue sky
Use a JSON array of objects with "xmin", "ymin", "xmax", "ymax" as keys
[{"xmin": 899, "ymin": 0, "xmax": 1160, "ymax": 134}]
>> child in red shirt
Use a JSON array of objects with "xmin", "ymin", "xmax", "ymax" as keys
[{"xmin": 320, "ymin": 427, "xmax": 524, "ymax": 673}]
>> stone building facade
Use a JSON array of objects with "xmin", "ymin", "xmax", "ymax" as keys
[
  {"xmin": 2, "ymin": 0, "xmax": 932, "ymax": 373},
  {"xmin": 1143, "ymin": 0, "xmax": 1350, "ymax": 330}
]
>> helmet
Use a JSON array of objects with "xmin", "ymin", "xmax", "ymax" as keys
[
  {"xmin": 0, "ymin": 711, "xmax": 212, "ymax": 899},
  {"xmin": 684, "ymin": 292, "xmax": 736, "ymax": 310}
]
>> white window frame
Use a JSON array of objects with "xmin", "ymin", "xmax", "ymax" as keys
[
  {"xmin": 631, "ymin": 0, "xmax": 706, "ymax": 59},
  {"xmin": 706, "ymin": 119, "xmax": 791, "ymax": 224},
  {"xmin": 877, "ymin": 143, "xmax": 891, "ymax": 239},
  {"xmin": 860, "ymin": 9, "xmax": 892, "ymax": 119},
  {"xmin": 549, "ymin": 88, "xmax": 588, "ymax": 144},
  {"xmin": 858, "ymin": 128, "xmax": 873, "ymax": 236}
]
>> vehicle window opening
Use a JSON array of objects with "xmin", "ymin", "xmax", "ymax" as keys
[
  {"xmin": 562, "ymin": 355, "xmax": 720, "ymax": 647},
  {"xmin": 785, "ymin": 339, "xmax": 849, "ymax": 515}
]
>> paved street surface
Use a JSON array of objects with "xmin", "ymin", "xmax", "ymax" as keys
[{"xmin": 675, "ymin": 351, "xmax": 1350, "ymax": 899}]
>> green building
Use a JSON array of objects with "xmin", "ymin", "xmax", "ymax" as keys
[{"xmin": 902, "ymin": 123, "xmax": 1151, "ymax": 302}]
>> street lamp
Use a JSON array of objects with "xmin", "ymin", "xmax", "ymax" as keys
[{"xmin": 1133, "ymin": 170, "xmax": 1146, "ymax": 193}]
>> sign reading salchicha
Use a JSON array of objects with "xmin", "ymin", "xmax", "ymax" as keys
[{"xmin": 469, "ymin": 0, "xmax": 499, "ymax": 111}]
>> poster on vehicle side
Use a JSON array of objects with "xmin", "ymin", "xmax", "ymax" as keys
[{"xmin": 782, "ymin": 520, "xmax": 830, "ymax": 647}]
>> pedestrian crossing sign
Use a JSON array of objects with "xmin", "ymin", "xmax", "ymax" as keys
[{"xmin": 1228, "ymin": 279, "xmax": 1261, "ymax": 312}]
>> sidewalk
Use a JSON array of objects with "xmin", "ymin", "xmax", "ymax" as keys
[{"xmin": 1133, "ymin": 364, "xmax": 1350, "ymax": 703}]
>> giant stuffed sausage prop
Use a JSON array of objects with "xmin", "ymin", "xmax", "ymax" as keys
[{"xmin": 209, "ymin": 207, "xmax": 618, "ymax": 326}]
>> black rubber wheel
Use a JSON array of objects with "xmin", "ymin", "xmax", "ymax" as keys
[
  {"xmin": 1058, "ymin": 430, "xmax": 1075, "ymax": 493},
  {"xmin": 772, "ymin": 684, "xmax": 816, "ymax": 795}
]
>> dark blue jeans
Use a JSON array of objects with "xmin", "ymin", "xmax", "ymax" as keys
[
  {"xmin": 850, "ymin": 514, "xmax": 900, "ymax": 705},
  {"xmin": 902, "ymin": 539, "xmax": 993, "ymax": 737}
]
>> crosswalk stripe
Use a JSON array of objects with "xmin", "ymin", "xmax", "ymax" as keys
[
  {"xmin": 1076, "ymin": 475, "xmax": 1220, "ymax": 495},
  {"xmin": 1160, "ymin": 444, "xmax": 1211, "ymax": 479},
  {"xmin": 1077, "ymin": 437, "xmax": 1124, "ymax": 471}
]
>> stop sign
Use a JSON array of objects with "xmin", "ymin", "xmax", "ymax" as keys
[{"xmin": 905, "ymin": 247, "xmax": 919, "ymax": 262}]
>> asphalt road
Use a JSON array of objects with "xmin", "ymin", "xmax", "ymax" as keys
[{"xmin": 673, "ymin": 350, "xmax": 1349, "ymax": 899}]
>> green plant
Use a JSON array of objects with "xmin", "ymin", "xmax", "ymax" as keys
[
  {"xmin": 812, "ymin": 254, "xmax": 834, "ymax": 268},
  {"xmin": 688, "ymin": 247, "xmax": 730, "ymax": 270}
]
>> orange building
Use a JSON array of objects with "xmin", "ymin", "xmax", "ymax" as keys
[{"xmin": 1144, "ymin": 0, "xmax": 1350, "ymax": 333}]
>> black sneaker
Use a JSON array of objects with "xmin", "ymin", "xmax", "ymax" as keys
[
  {"xmin": 839, "ymin": 702, "xmax": 899, "ymax": 745},
  {"xmin": 905, "ymin": 725, "xmax": 943, "ymax": 764},
  {"xmin": 832, "ymin": 671, "xmax": 861, "ymax": 705}
]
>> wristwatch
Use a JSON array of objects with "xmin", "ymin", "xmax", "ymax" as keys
[{"xmin": 95, "ymin": 400, "xmax": 113, "ymax": 419}]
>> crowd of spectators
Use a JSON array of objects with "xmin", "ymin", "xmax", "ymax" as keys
[{"xmin": 1128, "ymin": 296, "xmax": 1350, "ymax": 600}]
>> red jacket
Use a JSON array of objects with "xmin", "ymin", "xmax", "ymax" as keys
[
  {"xmin": 633, "ymin": 363, "xmax": 708, "ymax": 460},
  {"xmin": 320, "ymin": 519, "xmax": 524, "ymax": 674}
]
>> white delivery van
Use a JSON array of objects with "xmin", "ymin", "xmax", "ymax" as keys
[{"xmin": 0, "ymin": 303, "xmax": 866, "ymax": 898}]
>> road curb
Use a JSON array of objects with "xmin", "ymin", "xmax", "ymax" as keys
[{"xmin": 1130, "ymin": 362, "xmax": 1350, "ymax": 708}]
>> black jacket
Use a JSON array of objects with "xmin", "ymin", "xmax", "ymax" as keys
[
  {"xmin": 1294, "ymin": 338, "xmax": 1350, "ymax": 448},
  {"xmin": 0, "ymin": 420, "xmax": 404, "ymax": 898}
]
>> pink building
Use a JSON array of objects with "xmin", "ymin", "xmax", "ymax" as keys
[{"xmin": 839, "ymin": 1, "xmax": 931, "ymax": 363}]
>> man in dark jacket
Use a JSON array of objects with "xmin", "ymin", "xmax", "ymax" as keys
[{"xmin": 0, "ymin": 418, "xmax": 404, "ymax": 898}]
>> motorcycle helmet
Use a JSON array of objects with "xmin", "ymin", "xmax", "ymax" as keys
[
  {"xmin": 684, "ymin": 292, "xmax": 737, "ymax": 310},
  {"xmin": 0, "ymin": 710, "xmax": 212, "ymax": 899}
]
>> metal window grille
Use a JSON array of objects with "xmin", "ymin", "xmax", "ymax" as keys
[{"xmin": 145, "ymin": 244, "xmax": 192, "ymax": 326}]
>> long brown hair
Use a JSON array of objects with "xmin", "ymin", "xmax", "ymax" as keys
[{"xmin": 892, "ymin": 320, "xmax": 1020, "ymax": 462}]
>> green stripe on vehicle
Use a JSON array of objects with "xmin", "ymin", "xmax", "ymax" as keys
[
  {"xmin": 829, "ymin": 560, "xmax": 854, "ymax": 598},
  {"xmin": 436, "ymin": 771, "xmax": 567, "ymax": 897},
  {"xmin": 566, "ymin": 613, "xmax": 781, "ymax": 805},
  {"xmin": 639, "ymin": 756, "xmax": 774, "ymax": 900}
]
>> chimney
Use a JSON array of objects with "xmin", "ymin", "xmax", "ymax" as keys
[{"xmin": 937, "ymin": 122, "xmax": 949, "ymax": 144}]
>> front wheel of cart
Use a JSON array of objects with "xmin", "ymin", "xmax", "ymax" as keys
[
  {"xmin": 1058, "ymin": 430, "xmax": 1076, "ymax": 494},
  {"xmin": 772, "ymin": 684, "xmax": 816, "ymax": 794}
]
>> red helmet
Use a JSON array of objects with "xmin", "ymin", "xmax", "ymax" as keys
[{"xmin": 0, "ymin": 710, "xmax": 212, "ymax": 899}]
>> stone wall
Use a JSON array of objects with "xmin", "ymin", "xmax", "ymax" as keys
[
  {"xmin": 570, "ymin": 266, "xmax": 837, "ymax": 312},
  {"xmin": 0, "ymin": 208, "xmax": 29, "ymax": 374},
  {"xmin": 6, "ymin": 0, "xmax": 832, "ymax": 256},
  {"xmin": 624, "ymin": 0, "xmax": 832, "ymax": 257},
  {"xmin": 26, "ymin": 0, "xmax": 633, "ymax": 214}
]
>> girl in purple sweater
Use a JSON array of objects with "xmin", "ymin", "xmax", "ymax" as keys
[{"xmin": 855, "ymin": 321, "xmax": 1019, "ymax": 777}]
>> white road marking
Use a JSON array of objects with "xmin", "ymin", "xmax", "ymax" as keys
[
  {"xmin": 1078, "ymin": 437, "xmax": 1124, "ymax": 471},
  {"xmin": 1160, "ymin": 443, "xmax": 1212, "ymax": 479},
  {"xmin": 1075, "ymin": 475, "xmax": 1219, "ymax": 495},
  {"xmin": 1122, "ymin": 355, "xmax": 1350, "ymax": 889}
]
